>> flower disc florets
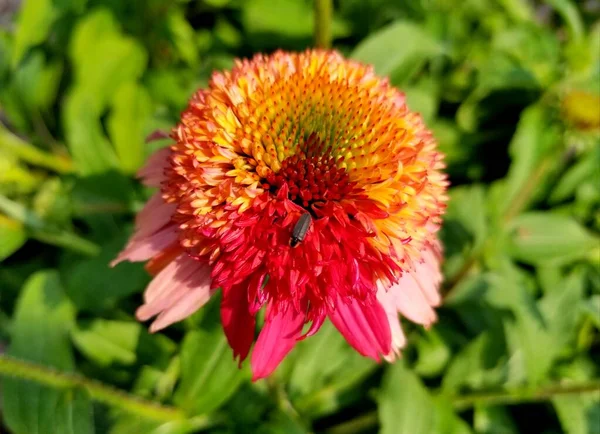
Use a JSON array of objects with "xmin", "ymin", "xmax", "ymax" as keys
[{"xmin": 114, "ymin": 49, "xmax": 448, "ymax": 380}]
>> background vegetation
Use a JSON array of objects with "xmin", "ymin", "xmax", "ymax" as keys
[{"xmin": 0, "ymin": 0, "xmax": 599, "ymax": 433}]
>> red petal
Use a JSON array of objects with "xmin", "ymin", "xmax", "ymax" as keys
[{"xmin": 221, "ymin": 285, "xmax": 255, "ymax": 364}]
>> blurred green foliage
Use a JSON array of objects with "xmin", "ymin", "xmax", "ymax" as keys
[{"xmin": 0, "ymin": 0, "xmax": 599, "ymax": 433}]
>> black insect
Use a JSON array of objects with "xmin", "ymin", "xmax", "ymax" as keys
[{"xmin": 290, "ymin": 213, "xmax": 312, "ymax": 247}]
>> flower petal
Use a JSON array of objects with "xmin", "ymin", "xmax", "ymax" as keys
[
  {"xmin": 221, "ymin": 284, "xmax": 255, "ymax": 364},
  {"xmin": 110, "ymin": 224, "xmax": 178, "ymax": 267},
  {"xmin": 136, "ymin": 254, "xmax": 211, "ymax": 331},
  {"xmin": 388, "ymin": 244, "xmax": 443, "ymax": 326},
  {"xmin": 134, "ymin": 193, "xmax": 177, "ymax": 239},
  {"xmin": 251, "ymin": 305, "xmax": 305, "ymax": 381},
  {"xmin": 328, "ymin": 295, "xmax": 391, "ymax": 361},
  {"xmin": 376, "ymin": 285, "xmax": 406, "ymax": 362},
  {"xmin": 137, "ymin": 147, "xmax": 171, "ymax": 187}
]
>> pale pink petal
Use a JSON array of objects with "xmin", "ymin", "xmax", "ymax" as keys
[
  {"xmin": 221, "ymin": 284, "xmax": 255, "ymax": 363},
  {"xmin": 391, "ymin": 273, "xmax": 437, "ymax": 326},
  {"xmin": 137, "ymin": 147, "xmax": 171, "ymax": 187},
  {"xmin": 411, "ymin": 248, "xmax": 442, "ymax": 307},
  {"xmin": 388, "ymin": 244, "xmax": 443, "ymax": 327},
  {"xmin": 134, "ymin": 254, "xmax": 212, "ymax": 331},
  {"xmin": 376, "ymin": 287, "xmax": 406, "ymax": 362},
  {"xmin": 137, "ymin": 254, "xmax": 199, "ymax": 315},
  {"xmin": 328, "ymin": 295, "xmax": 391, "ymax": 361},
  {"xmin": 251, "ymin": 305, "xmax": 305, "ymax": 381},
  {"xmin": 110, "ymin": 224, "xmax": 178, "ymax": 267},
  {"xmin": 148, "ymin": 264, "xmax": 212, "ymax": 332},
  {"xmin": 134, "ymin": 193, "xmax": 177, "ymax": 239}
]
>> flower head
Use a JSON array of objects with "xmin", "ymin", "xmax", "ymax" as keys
[{"xmin": 113, "ymin": 49, "xmax": 448, "ymax": 380}]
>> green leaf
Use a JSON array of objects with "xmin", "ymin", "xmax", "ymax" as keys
[
  {"xmin": 243, "ymin": 0, "xmax": 350, "ymax": 40},
  {"xmin": 553, "ymin": 395, "xmax": 600, "ymax": 434},
  {"xmin": 499, "ymin": 104, "xmax": 561, "ymax": 218},
  {"xmin": 12, "ymin": 50, "xmax": 63, "ymax": 111},
  {"xmin": 63, "ymin": 90, "xmax": 119, "ymax": 175},
  {"xmin": 54, "ymin": 389, "xmax": 95, "ymax": 434},
  {"xmin": 69, "ymin": 9, "xmax": 147, "ymax": 112},
  {"xmin": 64, "ymin": 9, "xmax": 148, "ymax": 175},
  {"xmin": 287, "ymin": 320, "xmax": 375, "ymax": 400},
  {"xmin": 167, "ymin": 9, "xmax": 199, "ymax": 66},
  {"xmin": 2, "ymin": 271, "xmax": 95, "ymax": 434},
  {"xmin": 550, "ymin": 147, "xmax": 600, "ymax": 203},
  {"xmin": 403, "ymin": 76, "xmax": 440, "ymax": 123},
  {"xmin": 486, "ymin": 262, "xmax": 559, "ymax": 384},
  {"xmin": 62, "ymin": 230, "xmax": 148, "ymax": 312},
  {"xmin": 441, "ymin": 185, "xmax": 488, "ymax": 278},
  {"xmin": 351, "ymin": 20, "xmax": 443, "ymax": 81},
  {"xmin": 71, "ymin": 319, "xmax": 141, "ymax": 366},
  {"xmin": 107, "ymin": 82, "xmax": 153, "ymax": 174},
  {"xmin": 442, "ymin": 332, "xmax": 506, "ymax": 393},
  {"xmin": 539, "ymin": 269, "xmax": 585, "ymax": 353},
  {"xmin": 379, "ymin": 361, "xmax": 470, "ymax": 434},
  {"xmin": 473, "ymin": 405, "xmax": 518, "ymax": 434},
  {"xmin": 11, "ymin": 0, "xmax": 57, "ymax": 67},
  {"xmin": 174, "ymin": 328, "xmax": 248, "ymax": 415},
  {"xmin": 0, "ymin": 215, "xmax": 27, "ymax": 261},
  {"xmin": 414, "ymin": 327, "xmax": 451, "ymax": 378},
  {"xmin": 507, "ymin": 212, "xmax": 598, "ymax": 265},
  {"xmin": 456, "ymin": 55, "xmax": 541, "ymax": 132},
  {"xmin": 582, "ymin": 296, "xmax": 600, "ymax": 328}
]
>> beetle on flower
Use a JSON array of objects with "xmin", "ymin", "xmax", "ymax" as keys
[{"xmin": 112, "ymin": 49, "xmax": 448, "ymax": 380}]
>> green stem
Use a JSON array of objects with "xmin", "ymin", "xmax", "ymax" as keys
[
  {"xmin": 324, "ymin": 411, "xmax": 378, "ymax": 434},
  {"xmin": 0, "ymin": 355, "xmax": 184, "ymax": 422},
  {"xmin": 503, "ymin": 155, "xmax": 554, "ymax": 223},
  {"xmin": 0, "ymin": 194, "xmax": 99, "ymax": 256},
  {"xmin": 266, "ymin": 376, "xmax": 311, "ymax": 432},
  {"xmin": 323, "ymin": 380, "xmax": 600, "ymax": 433},
  {"xmin": 314, "ymin": 0, "xmax": 333, "ymax": 49},
  {"xmin": 451, "ymin": 379, "xmax": 600, "ymax": 411},
  {"xmin": 0, "ymin": 125, "xmax": 73, "ymax": 174}
]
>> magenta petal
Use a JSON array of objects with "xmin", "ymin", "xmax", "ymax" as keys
[
  {"xmin": 251, "ymin": 305, "xmax": 305, "ymax": 381},
  {"xmin": 328, "ymin": 296, "xmax": 391, "ymax": 361},
  {"xmin": 221, "ymin": 284, "xmax": 256, "ymax": 364}
]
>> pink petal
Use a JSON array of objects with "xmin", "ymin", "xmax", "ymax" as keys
[
  {"xmin": 251, "ymin": 305, "xmax": 305, "ymax": 381},
  {"xmin": 145, "ymin": 129, "xmax": 170, "ymax": 143},
  {"xmin": 221, "ymin": 284, "xmax": 255, "ymax": 364},
  {"xmin": 391, "ymin": 272, "xmax": 438, "ymax": 326},
  {"xmin": 328, "ymin": 295, "xmax": 391, "ymax": 361},
  {"xmin": 136, "ymin": 254, "xmax": 205, "ymax": 321},
  {"xmin": 110, "ymin": 224, "xmax": 178, "ymax": 267},
  {"xmin": 137, "ymin": 147, "xmax": 171, "ymax": 187},
  {"xmin": 148, "ymin": 264, "xmax": 212, "ymax": 332},
  {"xmin": 134, "ymin": 193, "xmax": 177, "ymax": 239},
  {"xmin": 388, "ymin": 244, "xmax": 443, "ymax": 326},
  {"xmin": 376, "ymin": 286, "xmax": 406, "ymax": 362}
]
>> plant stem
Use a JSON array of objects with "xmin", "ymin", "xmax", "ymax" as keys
[
  {"xmin": 314, "ymin": 0, "xmax": 333, "ymax": 48},
  {"xmin": 0, "ymin": 194, "xmax": 99, "ymax": 256},
  {"xmin": 0, "ymin": 355, "xmax": 185, "ymax": 422},
  {"xmin": 0, "ymin": 125, "xmax": 73, "ymax": 174},
  {"xmin": 503, "ymin": 156, "xmax": 554, "ymax": 223},
  {"xmin": 452, "ymin": 379, "xmax": 600, "ymax": 411},
  {"xmin": 324, "ymin": 411, "xmax": 378, "ymax": 434},
  {"xmin": 322, "ymin": 380, "xmax": 600, "ymax": 433}
]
